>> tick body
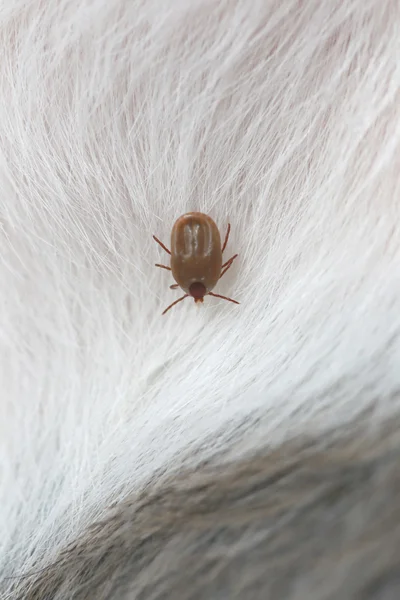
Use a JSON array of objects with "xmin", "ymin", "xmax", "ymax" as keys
[{"xmin": 153, "ymin": 212, "xmax": 239, "ymax": 315}]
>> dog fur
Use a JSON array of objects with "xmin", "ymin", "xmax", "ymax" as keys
[{"xmin": 1, "ymin": 0, "xmax": 400, "ymax": 598}]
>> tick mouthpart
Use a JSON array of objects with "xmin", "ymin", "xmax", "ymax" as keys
[{"xmin": 189, "ymin": 282, "xmax": 206, "ymax": 301}]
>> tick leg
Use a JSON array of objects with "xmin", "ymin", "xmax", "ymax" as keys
[
  {"xmin": 221, "ymin": 223, "xmax": 231, "ymax": 253},
  {"xmin": 162, "ymin": 294, "xmax": 189, "ymax": 315},
  {"xmin": 155, "ymin": 263, "xmax": 171, "ymax": 271},
  {"xmin": 222, "ymin": 253, "xmax": 238, "ymax": 269},
  {"xmin": 208, "ymin": 292, "xmax": 240, "ymax": 305},
  {"xmin": 153, "ymin": 235, "xmax": 171, "ymax": 255},
  {"xmin": 170, "ymin": 284, "xmax": 179, "ymax": 290},
  {"xmin": 220, "ymin": 254, "xmax": 238, "ymax": 279}
]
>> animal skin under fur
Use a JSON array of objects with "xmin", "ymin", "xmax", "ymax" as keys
[{"xmin": 1, "ymin": 0, "xmax": 400, "ymax": 598}]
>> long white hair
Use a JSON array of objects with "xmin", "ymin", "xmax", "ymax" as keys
[{"xmin": 1, "ymin": 1, "xmax": 400, "ymax": 597}]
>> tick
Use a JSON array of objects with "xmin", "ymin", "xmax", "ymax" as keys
[{"xmin": 153, "ymin": 212, "xmax": 239, "ymax": 315}]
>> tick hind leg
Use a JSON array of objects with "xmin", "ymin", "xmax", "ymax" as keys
[
  {"xmin": 155, "ymin": 263, "xmax": 171, "ymax": 271},
  {"xmin": 222, "ymin": 223, "xmax": 231, "ymax": 253},
  {"xmin": 170, "ymin": 284, "xmax": 179, "ymax": 290},
  {"xmin": 153, "ymin": 235, "xmax": 171, "ymax": 255}
]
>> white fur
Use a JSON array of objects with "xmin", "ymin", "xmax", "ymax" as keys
[{"xmin": 1, "ymin": 0, "xmax": 400, "ymax": 580}]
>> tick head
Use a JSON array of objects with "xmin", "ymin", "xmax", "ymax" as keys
[{"xmin": 189, "ymin": 282, "xmax": 206, "ymax": 303}]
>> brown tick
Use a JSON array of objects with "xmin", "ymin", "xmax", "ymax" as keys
[{"xmin": 153, "ymin": 212, "xmax": 239, "ymax": 315}]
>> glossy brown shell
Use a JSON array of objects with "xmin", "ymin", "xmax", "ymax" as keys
[{"xmin": 170, "ymin": 212, "xmax": 222, "ymax": 294}]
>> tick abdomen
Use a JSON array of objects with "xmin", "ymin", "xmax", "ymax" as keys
[{"xmin": 170, "ymin": 212, "xmax": 222, "ymax": 293}]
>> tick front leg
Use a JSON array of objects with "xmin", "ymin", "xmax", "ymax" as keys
[
  {"xmin": 209, "ymin": 292, "xmax": 240, "ymax": 305},
  {"xmin": 221, "ymin": 223, "xmax": 231, "ymax": 253},
  {"xmin": 155, "ymin": 263, "xmax": 171, "ymax": 271},
  {"xmin": 170, "ymin": 284, "xmax": 179, "ymax": 289},
  {"xmin": 153, "ymin": 235, "xmax": 171, "ymax": 255},
  {"xmin": 162, "ymin": 294, "xmax": 189, "ymax": 315},
  {"xmin": 220, "ymin": 254, "xmax": 238, "ymax": 279}
]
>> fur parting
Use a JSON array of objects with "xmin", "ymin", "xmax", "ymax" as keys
[{"xmin": 1, "ymin": 0, "xmax": 400, "ymax": 597}]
